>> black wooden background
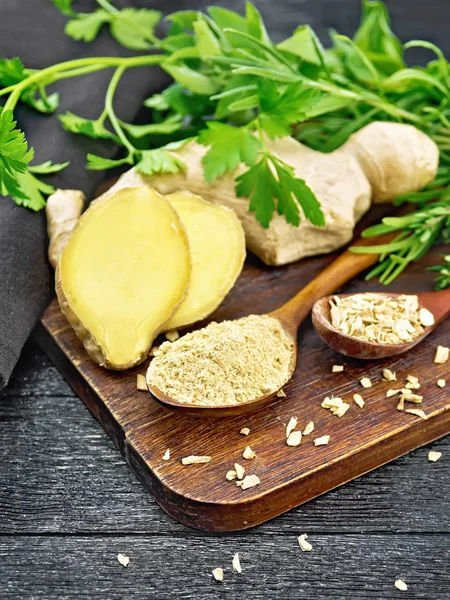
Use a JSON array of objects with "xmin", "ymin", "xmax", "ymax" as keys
[{"xmin": 1, "ymin": 1, "xmax": 450, "ymax": 599}]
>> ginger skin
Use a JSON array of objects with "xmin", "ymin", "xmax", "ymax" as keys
[{"xmin": 46, "ymin": 189, "xmax": 85, "ymax": 268}]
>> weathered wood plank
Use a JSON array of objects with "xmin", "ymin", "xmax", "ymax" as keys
[{"xmin": 1, "ymin": 534, "xmax": 449, "ymax": 599}]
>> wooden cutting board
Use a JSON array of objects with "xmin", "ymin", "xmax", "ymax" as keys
[{"xmin": 36, "ymin": 225, "xmax": 450, "ymax": 532}]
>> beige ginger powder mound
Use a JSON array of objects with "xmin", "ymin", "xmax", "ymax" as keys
[{"xmin": 146, "ymin": 315, "xmax": 294, "ymax": 407}]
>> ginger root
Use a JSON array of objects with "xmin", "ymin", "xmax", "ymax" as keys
[
  {"xmin": 56, "ymin": 186, "xmax": 190, "ymax": 369},
  {"xmin": 46, "ymin": 189, "xmax": 85, "ymax": 268},
  {"xmin": 164, "ymin": 191, "xmax": 245, "ymax": 331},
  {"xmin": 109, "ymin": 121, "xmax": 439, "ymax": 266}
]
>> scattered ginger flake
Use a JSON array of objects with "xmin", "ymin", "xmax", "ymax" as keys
[
  {"xmin": 428, "ymin": 451, "xmax": 442, "ymax": 462},
  {"xmin": 332, "ymin": 365, "xmax": 344, "ymax": 373},
  {"xmin": 276, "ymin": 388, "xmax": 287, "ymax": 398},
  {"xmin": 240, "ymin": 427, "xmax": 250, "ymax": 436},
  {"xmin": 298, "ymin": 534, "xmax": 312, "ymax": 552},
  {"xmin": 239, "ymin": 474, "xmax": 260, "ymax": 490},
  {"xmin": 333, "ymin": 402, "xmax": 350, "ymax": 417},
  {"xmin": 360, "ymin": 377, "xmax": 372, "ymax": 388},
  {"xmin": 212, "ymin": 568, "xmax": 223, "ymax": 582},
  {"xmin": 435, "ymin": 345, "xmax": 449, "ymax": 364},
  {"xmin": 226, "ymin": 470, "xmax": 237, "ymax": 481},
  {"xmin": 321, "ymin": 396, "xmax": 343, "ymax": 410},
  {"xmin": 286, "ymin": 431, "xmax": 302, "ymax": 447},
  {"xmin": 437, "ymin": 379, "xmax": 446, "ymax": 388},
  {"xmin": 386, "ymin": 389, "xmax": 401, "ymax": 398},
  {"xmin": 181, "ymin": 455, "xmax": 211, "ymax": 465},
  {"xmin": 406, "ymin": 374, "xmax": 419, "ymax": 384},
  {"xmin": 314, "ymin": 435, "xmax": 330, "ymax": 446},
  {"xmin": 353, "ymin": 393, "xmax": 365, "ymax": 408},
  {"xmin": 136, "ymin": 374, "xmax": 147, "ymax": 391},
  {"xmin": 419, "ymin": 307, "xmax": 435, "ymax": 327},
  {"xmin": 394, "ymin": 579, "xmax": 408, "ymax": 591},
  {"xmin": 117, "ymin": 553, "xmax": 130, "ymax": 567},
  {"xmin": 232, "ymin": 553, "xmax": 242, "ymax": 574},
  {"xmin": 382, "ymin": 368, "xmax": 396, "ymax": 381},
  {"xmin": 397, "ymin": 398, "xmax": 405, "ymax": 411},
  {"xmin": 234, "ymin": 463, "xmax": 245, "ymax": 480},
  {"xmin": 405, "ymin": 408, "xmax": 427, "ymax": 420},
  {"xmin": 286, "ymin": 416, "xmax": 298, "ymax": 438},
  {"xmin": 403, "ymin": 393, "xmax": 423, "ymax": 404},
  {"xmin": 405, "ymin": 381, "xmax": 420, "ymax": 390},
  {"xmin": 243, "ymin": 446, "xmax": 256, "ymax": 460},
  {"xmin": 162, "ymin": 449, "xmax": 170, "ymax": 461},
  {"xmin": 303, "ymin": 421, "xmax": 314, "ymax": 435},
  {"xmin": 165, "ymin": 330, "xmax": 180, "ymax": 342}
]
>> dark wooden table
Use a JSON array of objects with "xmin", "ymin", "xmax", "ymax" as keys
[
  {"xmin": 1, "ymin": 1, "xmax": 450, "ymax": 598},
  {"xmin": 0, "ymin": 334, "xmax": 449, "ymax": 599}
]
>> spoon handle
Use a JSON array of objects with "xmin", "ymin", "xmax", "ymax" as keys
[{"xmin": 271, "ymin": 233, "xmax": 396, "ymax": 330}]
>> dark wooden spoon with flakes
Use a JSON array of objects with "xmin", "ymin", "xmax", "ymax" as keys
[
  {"xmin": 148, "ymin": 233, "xmax": 443, "ymax": 418},
  {"xmin": 312, "ymin": 288, "xmax": 450, "ymax": 360}
]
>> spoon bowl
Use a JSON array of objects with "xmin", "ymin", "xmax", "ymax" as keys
[
  {"xmin": 312, "ymin": 290, "xmax": 450, "ymax": 360},
  {"xmin": 148, "ymin": 324, "xmax": 298, "ymax": 419}
]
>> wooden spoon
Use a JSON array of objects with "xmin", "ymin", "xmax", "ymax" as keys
[
  {"xmin": 148, "ymin": 233, "xmax": 444, "ymax": 418},
  {"xmin": 312, "ymin": 288, "xmax": 450, "ymax": 360}
]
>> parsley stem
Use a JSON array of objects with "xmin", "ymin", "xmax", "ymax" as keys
[
  {"xmin": 1, "ymin": 55, "xmax": 163, "ymax": 111},
  {"xmin": 104, "ymin": 66, "xmax": 136, "ymax": 156}
]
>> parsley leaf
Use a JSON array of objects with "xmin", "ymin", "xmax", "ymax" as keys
[
  {"xmin": 62, "ymin": 5, "xmax": 161, "ymax": 49},
  {"xmin": 110, "ymin": 9, "xmax": 162, "ymax": 51},
  {"xmin": 28, "ymin": 160, "xmax": 70, "ymax": 175},
  {"xmin": 135, "ymin": 149, "xmax": 185, "ymax": 176},
  {"xmin": 65, "ymin": 10, "xmax": 110, "ymax": 43},
  {"xmin": 0, "ymin": 110, "xmax": 34, "ymax": 201},
  {"xmin": 235, "ymin": 156, "xmax": 276, "ymax": 228},
  {"xmin": 59, "ymin": 112, "xmax": 118, "ymax": 142},
  {"xmin": 13, "ymin": 171, "xmax": 55, "ymax": 211},
  {"xmin": 51, "ymin": 0, "xmax": 77, "ymax": 17},
  {"xmin": 235, "ymin": 153, "xmax": 324, "ymax": 228},
  {"xmin": 198, "ymin": 122, "xmax": 261, "ymax": 182},
  {"xmin": 258, "ymin": 80, "xmax": 322, "ymax": 138},
  {"xmin": 0, "ymin": 57, "xmax": 27, "ymax": 87}
]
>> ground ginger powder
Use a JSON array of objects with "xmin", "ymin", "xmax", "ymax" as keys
[{"xmin": 146, "ymin": 315, "xmax": 294, "ymax": 407}]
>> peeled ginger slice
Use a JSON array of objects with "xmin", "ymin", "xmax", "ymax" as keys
[
  {"xmin": 164, "ymin": 191, "xmax": 245, "ymax": 331},
  {"xmin": 57, "ymin": 186, "xmax": 190, "ymax": 369}
]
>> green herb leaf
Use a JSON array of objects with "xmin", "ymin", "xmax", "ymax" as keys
[
  {"xmin": 235, "ymin": 155, "xmax": 276, "ymax": 228},
  {"xmin": 135, "ymin": 149, "xmax": 185, "ymax": 176},
  {"xmin": 65, "ymin": 10, "xmax": 110, "ymax": 43},
  {"xmin": 51, "ymin": 0, "xmax": 77, "ymax": 17},
  {"xmin": 277, "ymin": 25, "xmax": 324, "ymax": 65},
  {"xmin": 0, "ymin": 110, "xmax": 34, "ymax": 203},
  {"xmin": 12, "ymin": 171, "xmax": 55, "ymax": 211},
  {"xmin": 59, "ymin": 112, "xmax": 118, "ymax": 141},
  {"xmin": 163, "ymin": 63, "xmax": 219, "ymax": 95},
  {"xmin": 198, "ymin": 122, "xmax": 261, "ymax": 182},
  {"xmin": 235, "ymin": 153, "xmax": 324, "ymax": 228},
  {"xmin": 258, "ymin": 80, "xmax": 322, "ymax": 138},
  {"xmin": 110, "ymin": 9, "xmax": 162, "ymax": 50},
  {"xmin": 0, "ymin": 57, "xmax": 27, "ymax": 87},
  {"xmin": 28, "ymin": 160, "xmax": 70, "ymax": 175}
]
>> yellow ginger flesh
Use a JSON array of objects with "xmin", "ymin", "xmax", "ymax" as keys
[{"xmin": 57, "ymin": 186, "xmax": 190, "ymax": 369}]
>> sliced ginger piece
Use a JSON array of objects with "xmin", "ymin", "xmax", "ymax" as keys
[
  {"xmin": 57, "ymin": 186, "xmax": 190, "ymax": 369},
  {"xmin": 163, "ymin": 191, "xmax": 245, "ymax": 331}
]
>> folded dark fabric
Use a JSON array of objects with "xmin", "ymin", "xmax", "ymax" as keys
[{"xmin": 0, "ymin": 0, "xmax": 170, "ymax": 388}]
